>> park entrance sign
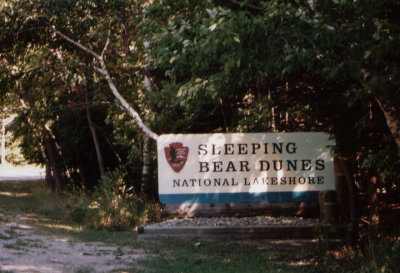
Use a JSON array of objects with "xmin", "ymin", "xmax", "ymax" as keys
[{"xmin": 157, "ymin": 132, "xmax": 335, "ymax": 204}]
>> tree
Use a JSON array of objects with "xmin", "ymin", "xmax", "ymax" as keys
[
  {"xmin": 1, "ymin": 110, "xmax": 6, "ymax": 165},
  {"xmin": 1, "ymin": 0, "xmax": 161, "ymax": 196},
  {"xmin": 140, "ymin": 0, "xmax": 400, "ymax": 239},
  {"xmin": 1, "ymin": 0, "xmax": 399, "ymax": 239}
]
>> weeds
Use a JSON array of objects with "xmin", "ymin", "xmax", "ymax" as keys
[
  {"xmin": 4, "ymin": 228, "xmax": 17, "ymax": 237},
  {"xmin": 358, "ymin": 237, "xmax": 400, "ymax": 273},
  {"xmin": 4, "ymin": 239, "xmax": 29, "ymax": 251},
  {"xmin": 0, "ymin": 175, "xmax": 162, "ymax": 232},
  {"xmin": 73, "ymin": 266, "xmax": 96, "ymax": 273},
  {"xmin": 64, "ymin": 168, "xmax": 162, "ymax": 231},
  {"xmin": 89, "ymin": 168, "xmax": 142, "ymax": 230},
  {"xmin": 0, "ymin": 232, "xmax": 11, "ymax": 240}
]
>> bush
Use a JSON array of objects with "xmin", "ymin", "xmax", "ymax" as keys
[
  {"xmin": 359, "ymin": 239, "xmax": 400, "ymax": 273},
  {"xmin": 321, "ymin": 237, "xmax": 400, "ymax": 273},
  {"xmin": 64, "ymin": 168, "xmax": 162, "ymax": 230},
  {"xmin": 87, "ymin": 168, "xmax": 140, "ymax": 230},
  {"xmin": 64, "ymin": 187, "xmax": 92, "ymax": 224}
]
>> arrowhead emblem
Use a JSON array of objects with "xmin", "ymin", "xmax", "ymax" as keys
[{"xmin": 164, "ymin": 142, "xmax": 189, "ymax": 173}]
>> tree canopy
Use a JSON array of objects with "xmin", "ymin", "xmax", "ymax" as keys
[{"xmin": 1, "ymin": 0, "xmax": 399, "ymax": 236}]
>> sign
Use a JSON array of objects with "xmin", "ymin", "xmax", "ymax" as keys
[{"xmin": 157, "ymin": 132, "xmax": 335, "ymax": 204}]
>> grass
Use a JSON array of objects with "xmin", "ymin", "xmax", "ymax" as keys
[
  {"xmin": 0, "ymin": 180, "xmax": 399, "ymax": 273},
  {"xmin": 0, "ymin": 180, "xmax": 64, "ymax": 221},
  {"xmin": 132, "ymin": 239, "xmax": 323, "ymax": 273},
  {"xmin": 0, "ymin": 180, "xmax": 141, "ymax": 244}
]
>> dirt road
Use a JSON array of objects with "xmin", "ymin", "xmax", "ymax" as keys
[
  {"xmin": 0, "ymin": 165, "xmax": 45, "ymax": 181},
  {"xmin": 0, "ymin": 215, "xmax": 150, "ymax": 273},
  {"xmin": 0, "ymin": 167, "xmax": 151, "ymax": 272}
]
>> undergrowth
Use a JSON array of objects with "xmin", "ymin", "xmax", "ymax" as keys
[{"xmin": 64, "ymin": 168, "xmax": 162, "ymax": 230}]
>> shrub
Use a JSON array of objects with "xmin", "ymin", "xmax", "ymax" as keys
[
  {"xmin": 63, "ymin": 168, "xmax": 162, "ymax": 230},
  {"xmin": 359, "ymin": 239, "xmax": 400, "ymax": 273},
  {"xmin": 64, "ymin": 187, "xmax": 91, "ymax": 224},
  {"xmin": 87, "ymin": 168, "xmax": 141, "ymax": 230}
]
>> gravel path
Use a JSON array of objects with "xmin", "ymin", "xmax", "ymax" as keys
[
  {"xmin": 0, "ymin": 215, "xmax": 150, "ymax": 273},
  {"xmin": 145, "ymin": 216, "xmax": 321, "ymax": 228}
]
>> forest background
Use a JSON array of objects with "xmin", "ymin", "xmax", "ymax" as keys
[{"xmin": 1, "ymin": 0, "xmax": 399, "ymax": 243}]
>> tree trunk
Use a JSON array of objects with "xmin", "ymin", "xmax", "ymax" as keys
[
  {"xmin": 338, "ymin": 157, "xmax": 358, "ymax": 246},
  {"xmin": 139, "ymin": 43, "xmax": 156, "ymax": 199},
  {"xmin": 44, "ymin": 124, "xmax": 72, "ymax": 180},
  {"xmin": 219, "ymin": 97, "xmax": 229, "ymax": 132},
  {"xmin": 44, "ymin": 135, "xmax": 64, "ymax": 195},
  {"xmin": 140, "ymin": 136, "xmax": 151, "ymax": 199},
  {"xmin": 375, "ymin": 96, "xmax": 400, "ymax": 155},
  {"xmin": 268, "ymin": 89, "xmax": 276, "ymax": 132},
  {"xmin": 78, "ymin": 157, "xmax": 89, "ymax": 191},
  {"xmin": 1, "ymin": 114, "xmax": 6, "ymax": 165},
  {"xmin": 93, "ymin": 122, "xmax": 131, "ymax": 179},
  {"xmin": 19, "ymin": 99, "xmax": 54, "ymax": 188},
  {"xmin": 45, "ymin": 161, "xmax": 54, "ymax": 190},
  {"xmin": 85, "ymin": 90, "xmax": 105, "ymax": 177},
  {"xmin": 367, "ymin": 174, "xmax": 379, "ymax": 224}
]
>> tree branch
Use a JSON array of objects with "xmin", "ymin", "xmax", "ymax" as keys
[
  {"xmin": 100, "ymin": 28, "xmax": 111, "ymax": 59},
  {"xmin": 98, "ymin": 57, "xmax": 159, "ymax": 140},
  {"xmin": 50, "ymin": 25, "xmax": 159, "ymax": 141},
  {"xmin": 51, "ymin": 25, "xmax": 101, "ymax": 60},
  {"xmin": 230, "ymin": 0, "xmax": 262, "ymax": 11},
  {"xmin": 375, "ymin": 96, "xmax": 400, "ymax": 154}
]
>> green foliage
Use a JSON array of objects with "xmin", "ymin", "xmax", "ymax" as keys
[
  {"xmin": 1, "ymin": 0, "xmax": 154, "ymax": 192},
  {"xmin": 2, "ymin": 126, "xmax": 26, "ymax": 165},
  {"xmin": 318, "ymin": 238, "xmax": 400, "ymax": 273},
  {"xmin": 142, "ymin": 0, "xmax": 400, "ymax": 200},
  {"xmin": 1, "ymin": 0, "xmax": 400, "ymax": 241},
  {"xmin": 359, "ymin": 239, "xmax": 400, "ymax": 273},
  {"xmin": 65, "ymin": 168, "xmax": 161, "ymax": 230},
  {"xmin": 89, "ymin": 168, "xmax": 141, "ymax": 230},
  {"xmin": 65, "ymin": 187, "xmax": 92, "ymax": 224}
]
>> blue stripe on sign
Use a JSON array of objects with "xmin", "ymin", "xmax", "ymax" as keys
[{"xmin": 159, "ymin": 191, "xmax": 319, "ymax": 204}]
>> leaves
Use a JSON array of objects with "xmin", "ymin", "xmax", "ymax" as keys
[{"xmin": 1, "ymin": 0, "xmax": 399, "ymax": 202}]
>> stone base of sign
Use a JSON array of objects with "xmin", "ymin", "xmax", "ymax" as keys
[
  {"xmin": 137, "ymin": 224, "xmax": 340, "ymax": 240},
  {"xmin": 319, "ymin": 191, "xmax": 338, "ymax": 224},
  {"xmin": 162, "ymin": 202, "xmax": 319, "ymax": 218}
]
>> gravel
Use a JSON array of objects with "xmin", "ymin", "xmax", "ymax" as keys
[{"xmin": 145, "ymin": 216, "xmax": 321, "ymax": 228}]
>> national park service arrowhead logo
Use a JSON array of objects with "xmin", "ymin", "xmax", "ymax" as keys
[{"xmin": 164, "ymin": 142, "xmax": 189, "ymax": 173}]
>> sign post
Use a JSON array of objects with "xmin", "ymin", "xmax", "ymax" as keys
[{"xmin": 158, "ymin": 132, "xmax": 335, "ymax": 204}]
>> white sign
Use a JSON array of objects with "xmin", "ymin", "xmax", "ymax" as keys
[{"xmin": 157, "ymin": 132, "xmax": 335, "ymax": 204}]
